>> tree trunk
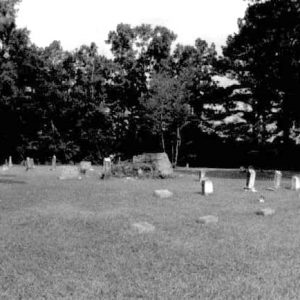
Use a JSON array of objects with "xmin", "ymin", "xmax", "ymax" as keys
[
  {"xmin": 174, "ymin": 126, "xmax": 181, "ymax": 167},
  {"xmin": 161, "ymin": 131, "xmax": 166, "ymax": 153}
]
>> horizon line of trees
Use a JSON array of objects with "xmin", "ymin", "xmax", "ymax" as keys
[{"xmin": 1, "ymin": 0, "xmax": 300, "ymax": 168}]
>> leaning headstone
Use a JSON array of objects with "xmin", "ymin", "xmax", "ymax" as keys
[
  {"xmin": 51, "ymin": 155, "xmax": 56, "ymax": 170},
  {"xmin": 256, "ymin": 208, "xmax": 275, "ymax": 216},
  {"xmin": 196, "ymin": 215, "xmax": 218, "ymax": 224},
  {"xmin": 202, "ymin": 179, "xmax": 213, "ymax": 195},
  {"xmin": 8, "ymin": 156, "xmax": 13, "ymax": 168},
  {"xmin": 274, "ymin": 170, "xmax": 282, "ymax": 189},
  {"xmin": 132, "ymin": 222, "xmax": 155, "ymax": 234},
  {"xmin": 199, "ymin": 169, "xmax": 206, "ymax": 182},
  {"xmin": 79, "ymin": 161, "xmax": 92, "ymax": 174},
  {"xmin": 245, "ymin": 167, "xmax": 256, "ymax": 192},
  {"xmin": 59, "ymin": 166, "xmax": 81, "ymax": 180},
  {"xmin": 291, "ymin": 176, "xmax": 300, "ymax": 190},
  {"xmin": 154, "ymin": 189, "xmax": 173, "ymax": 198}
]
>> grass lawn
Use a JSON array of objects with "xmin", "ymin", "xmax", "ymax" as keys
[{"xmin": 1, "ymin": 166, "xmax": 300, "ymax": 299}]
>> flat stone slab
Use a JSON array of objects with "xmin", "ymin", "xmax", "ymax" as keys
[
  {"xmin": 196, "ymin": 215, "xmax": 218, "ymax": 224},
  {"xmin": 256, "ymin": 208, "xmax": 275, "ymax": 216},
  {"xmin": 132, "ymin": 222, "xmax": 155, "ymax": 233},
  {"xmin": 153, "ymin": 189, "xmax": 173, "ymax": 198},
  {"xmin": 59, "ymin": 166, "xmax": 82, "ymax": 180}
]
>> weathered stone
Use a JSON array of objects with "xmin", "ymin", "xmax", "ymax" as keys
[
  {"xmin": 133, "ymin": 152, "xmax": 173, "ymax": 177},
  {"xmin": 103, "ymin": 157, "xmax": 112, "ymax": 174},
  {"xmin": 59, "ymin": 166, "xmax": 81, "ymax": 180},
  {"xmin": 197, "ymin": 215, "xmax": 218, "ymax": 224},
  {"xmin": 132, "ymin": 222, "xmax": 155, "ymax": 233},
  {"xmin": 201, "ymin": 179, "xmax": 213, "ymax": 195},
  {"xmin": 8, "ymin": 156, "xmax": 13, "ymax": 168},
  {"xmin": 153, "ymin": 189, "xmax": 173, "ymax": 198},
  {"xmin": 79, "ymin": 161, "xmax": 92, "ymax": 173},
  {"xmin": 256, "ymin": 208, "xmax": 275, "ymax": 216}
]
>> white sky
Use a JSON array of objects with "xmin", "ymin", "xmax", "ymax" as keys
[{"xmin": 16, "ymin": 0, "xmax": 248, "ymax": 57}]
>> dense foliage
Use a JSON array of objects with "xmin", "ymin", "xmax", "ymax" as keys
[{"xmin": 1, "ymin": 0, "xmax": 300, "ymax": 167}]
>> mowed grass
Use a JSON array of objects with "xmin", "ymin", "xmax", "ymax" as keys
[{"xmin": 1, "ymin": 167, "xmax": 300, "ymax": 299}]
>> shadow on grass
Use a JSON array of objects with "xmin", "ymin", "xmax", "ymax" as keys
[
  {"xmin": 0, "ymin": 178, "xmax": 27, "ymax": 184},
  {"xmin": 0, "ymin": 174, "xmax": 17, "ymax": 178}
]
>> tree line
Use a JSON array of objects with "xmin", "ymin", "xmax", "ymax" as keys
[{"xmin": 1, "ymin": 0, "xmax": 300, "ymax": 168}]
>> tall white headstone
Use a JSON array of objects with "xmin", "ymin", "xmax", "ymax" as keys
[
  {"xmin": 274, "ymin": 170, "xmax": 282, "ymax": 189},
  {"xmin": 51, "ymin": 155, "xmax": 56, "ymax": 170},
  {"xmin": 245, "ymin": 168, "xmax": 256, "ymax": 192},
  {"xmin": 291, "ymin": 176, "xmax": 300, "ymax": 190},
  {"xmin": 8, "ymin": 156, "xmax": 13, "ymax": 168},
  {"xmin": 202, "ymin": 179, "xmax": 213, "ymax": 195},
  {"xmin": 103, "ymin": 157, "xmax": 112, "ymax": 175}
]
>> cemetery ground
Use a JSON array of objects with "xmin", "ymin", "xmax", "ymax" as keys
[{"xmin": 1, "ymin": 167, "xmax": 300, "ymax": 299}]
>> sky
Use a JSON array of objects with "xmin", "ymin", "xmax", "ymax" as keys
[{"xmin": 16, "ymin": 0, "xmax": 248, "ymax": 57}]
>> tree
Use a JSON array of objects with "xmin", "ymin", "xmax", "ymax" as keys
[{"xmin": 223, "ymin": 0, "xmax": 300, "ymax": 145}]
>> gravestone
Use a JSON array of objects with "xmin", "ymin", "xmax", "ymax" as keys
[
  {"xmin": 199, "ymin": 169, "xmax": 206, "ymax": 182},
  {"xmin": 8, "ymin": 156, "xmax": 13, "ymax": 168},
  {"xmin": 202, "ymin": 179, "xmax": 213, "ymax": 195},
  {"xmin": 79, "ymin": 161, "xmax": 92, "ymax": 174},
  {"xmin": 132, "ymin": 222, "xmax": 155, "ymax": 233},
  {"xmin": 25, "ymin": 157, "xmax": 34, "ymax": 170},
  {"xmin": 245, "ymin": 167, "xmax": 256, "ymax": 192},
  {"xmin": 154, "ymin": 189, "xmax": 173, "ymax": 198},
  {"xmin": 59, "ymin": 166, "xmax": 82, "ymax": 180},
  {"xmin": 51, "ymin": 155, "xmax": 56, "ymax": 170},
  {"xmin": 274, "ymin": 170, "xmax": 282, "ymax": 189},
  {"xmin": 256, "ymin": 208, "xmax": 275, "ymax": 216},
  {"xmin": 291, "ymin": 176, "xmax": 300, "ymax": 190},
  {"xmin": 103, "ymin": 157, "xmax": 112, "ymax": 175},
  {"xmin": 197, "ymin": 215, "xmax": 218, "ymax": 224}
]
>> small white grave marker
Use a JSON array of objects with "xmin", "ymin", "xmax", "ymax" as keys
[
  {"xmin": 291, "ymin": 176, "xmax": 300, "ymax": 190},
  {"xmin": 197, "ymin": 215, "xmax": 218, "ymax": 224},
  {"xmin": 201, "ymin": 179, "xmax": 213, "ymax": 195},
  {"xmin": 154, "ymin": 189, "xmax": 173, "ymax": 198},
  {"xmin": 245, "ymin": 168, "xmax": 256, "ymax": 192},
  {"xmin": 103, "ymin": 157, "xmax": 112, "ymax": 175}
]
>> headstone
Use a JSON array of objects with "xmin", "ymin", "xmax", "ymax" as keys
[
  {"xmin": 132, "ymin": 222, "xmax": 155, "ymax": 233},
  {"xmin": 199, "ymin": 169, "xmax": 206, "ymax": 182},
  {"xmin": 51, "ymin": 155, "xmax": 56, "ymax": 170},
  {"xmin": 196, "ymin": 215, "xmax": 218, "ymax": 224},
  {"xmin": 291, "ymin": 176, "xmax": 300, "ymax": 190},
  {"xmin": 245, "ymin": 167, "xmax": 256, "ymax": 192},
  {"xmin": 186, "ymin": 163, "xmax": 189, "ymax": 168},
  {"xmin": 274, "ymin": 170, "xmax": 282, "ymax": 189},
  {"xmin": 154, "ymin": 189, "xmax": 173, "ymax": 198},
  {"xmin": 8, "ymin": 156, "xmax": 13, "ymax": 168},
  {"xmin": 59, "ymin": 166, "xmax": 82, "ymax": 180},
  {"xmin": 103, "ymin": 157, "xmax": 112, "ymax": 175},
  {"xmin": 79, "ymin": 161, "xmax": 92, "ymax": 174},
  {"xmin": 25, "ymin": 157, "xmax": 35, "ymax": 170},
  {"xmin": 256, "ymin": 208, "xmax": 275, "ymax": 216},
  {"xmin": 201, "ymin": 179, "xmax": 213, "ymax": 195}
]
